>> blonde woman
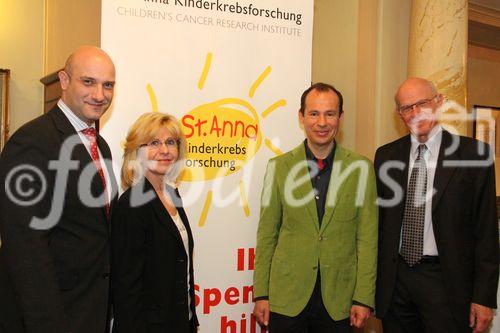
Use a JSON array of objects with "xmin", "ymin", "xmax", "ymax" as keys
[{"xmin": 111, "ymin": 112, "xmax": 198, "ymax": 333}]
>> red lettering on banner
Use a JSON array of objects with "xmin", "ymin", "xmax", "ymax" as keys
[
  {"xmin": 248, "ymin": 248, "xmax": 255, "ymax": 270},
  {"xmin": 194, "ymin": 284, "xmax": 200, "ymax": 306},
  {"xmin": 210, "ymin": 116, "xmax": 222, "ymax": 136},
  {"xmin": 242, "ymin": 285, "xmax": 253, "ymax": 303},
  {"xmin": 237, "ymin": 248, "xmax": 255, "ymax": 271},
  {"xmin": 181, "ymin": 114, "xmax": 208, "ymax": 138},
  {"xmin": 221, "ymin": 315, "xmax": 237, "ymax": 332},
  {"xmin": 237, "ymin": 248, "xmax": 244, "ymax": 270},
  {"xmin": 181, "ymin": 114, "xmax": 259, "ymax": 139},
  {"xmin": 225, "ymin": 287, "xmax": 239, "ymax": 305},
  {"xmin": 203, "ymin": 288, "xmax": 222, "ymax": 314},
  {"xmin": 220, "ymin": 313, "xmax": 266, "ymax": 333},
  {"xmin": 241, "ymin": 313, "xmax": 247, "ymax": 333},
  {"xmin": 195, "ymin": 284, "xmax": 254, "ymax": 314}
]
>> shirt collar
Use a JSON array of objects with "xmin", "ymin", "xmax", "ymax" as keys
[
  {"xmin": 57, "ymin": 99, "xmax": 96, "ymax": 132},
  {"xmin": 304, "ymin": 139, "xmax": 336, "ymax": 168},
  {"xmin": 410, "ymin": 125, "xmax": 442, "ymax": 158}
]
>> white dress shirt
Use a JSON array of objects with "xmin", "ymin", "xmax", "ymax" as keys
[{"xmin": 57, "ymin": 99, "xmax": 112, "ymax": 202}]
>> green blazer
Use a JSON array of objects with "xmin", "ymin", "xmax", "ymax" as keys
[{"xmin": 253, "ymin": 143, "xmax": 378, "ymax": 320}]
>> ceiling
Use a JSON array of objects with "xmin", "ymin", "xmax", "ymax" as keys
[
  {"xmin": 470, "ymin": 0, "xmax": 500, "ymax": 11},
  {"xmin": 469, "ymin": 0, "xmax": 500, "ymax": 50},
  {"xmin": 469, "ymin": 21, "xmax": 500, "ymax": 49}
]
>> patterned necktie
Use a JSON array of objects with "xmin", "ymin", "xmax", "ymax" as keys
[
  {"xmin": 401, "ymin": 144, "xmax": 428, "ymax": 266},
  {"xmin": 81, "ymin": 127, "xmax": 110, "ymax": 219}
]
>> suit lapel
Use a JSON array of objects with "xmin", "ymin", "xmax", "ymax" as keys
[
  {"xmin": 50, "ymin": 106, "xmax": 89, "ymax": 164},
  {"xmin": 432, "ymin": 130, "xmax": 457, "ymax": 211},
  {"xmin": 320, "ymin": 145, "xmax": 348, "ymax": 232},
  {"xmin": 96, "ymin": 133, "xmax": 119, "ymax": 204},
  {"xmin": 177, "ymin": 198, "xmax": 194, "ymax": 254},
  {"xmin": 284, "ymin": 144, "xmax": 319, "ymax": 232},
  {"xmin": 147, "ymin": 180, "xmax": 184, "ymax": 246},
  {"xmin": 391, "ymin": 135, "xmax": 411, "ymax": 227},
  {"xmin": 49, "ymin": 106, "xmax": 111, "ymax": 222}
]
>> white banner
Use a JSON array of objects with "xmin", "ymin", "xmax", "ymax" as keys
[{"xmin": 101, "ymin": 0, "xmax": 313, "ymax": 331}]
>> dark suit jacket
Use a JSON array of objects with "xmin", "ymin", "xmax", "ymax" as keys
[
  {"xmin": 111, "ymin": 179, "xmax": 198, "ymax": 333},
  {"xmin": 375, "ymin": 130, "xmax": 499, "ymax": 326},
  {"xmin": 0, "ymin": 106, "xmax": 118, "ymax": 333}
]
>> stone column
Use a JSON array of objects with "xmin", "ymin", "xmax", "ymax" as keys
[{"xmin": 408, "ymin": 0, "xmax": 468, "ymax": 135}]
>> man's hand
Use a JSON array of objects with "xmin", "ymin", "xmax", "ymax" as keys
[
  {"xmin": 253, "ymin": 300, "xmax": 270, "ymax": 327},
  {"xmin": 349, "ymin": 304, "xmax": 371, "ymax": 328},
  {"xmin": 470, "ymin": 303, "xmax": 494, "ymax": 333}
]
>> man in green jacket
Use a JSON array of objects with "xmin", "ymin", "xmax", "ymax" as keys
[{"xmin": 253, "ymin": 82, "xmax": 378, "ymax": 332}]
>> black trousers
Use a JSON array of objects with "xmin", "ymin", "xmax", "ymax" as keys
[
  {"xmin": 382, "ymin": 256, "xmax": 470, "ymax": 333},
  {"xmin": 269, "ymin": 273, "xmax": 351, "ymax": 333},
  {"xmin": 0, "ymin": 319, "xmax": 24, "ymax": 333}
]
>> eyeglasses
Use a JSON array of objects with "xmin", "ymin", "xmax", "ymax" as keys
[
  {"xmin": 397, "ymin": 95, "xmax": 438, "ymax": 114},
  {"xmin": 140, "ymin": 138, "xmax": 180, "ymax": 149}
]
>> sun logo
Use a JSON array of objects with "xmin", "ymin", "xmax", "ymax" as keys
[{"xmin": 147, "ymin": 52, "xmax": 286, "ymax": 226}]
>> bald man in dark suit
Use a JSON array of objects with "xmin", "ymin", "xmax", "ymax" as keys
[
  {"xmin": 0, "ymin": 46, "xmax": 118, "ymax": 333},
  {"xmin": 375, "ymin": 78, "xmax": 498, "ymax": 333}
]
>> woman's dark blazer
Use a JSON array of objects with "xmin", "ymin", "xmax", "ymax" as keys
[{"xmin": 111, "ymin": 179, "xmax": 198, "ymax": 333}]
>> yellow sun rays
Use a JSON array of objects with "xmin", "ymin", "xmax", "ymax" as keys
[
  {"xmin": 198, "ymin": 52, "xmax": 213, "ymax": 90},
  {"xmin": 262, "ymin": 100, "xmax": 287, "ymax": 118},
  {"xmin": 151, "ymin": 52, "xmax": 286, "ymax": 227},
  {"xmin": 249, "ymin": 66, "xmax": 271, "ymax": 98},
  {"xmin": 239, "ymin": 181, "xmax": 250, "ymax": 217},
  {"xmin": 265, "ymin": 139, "xmax": 283, "ymax": 156},
  {"xmin": 249, "ymin": 66, "xmax": 285, "ymax": 155},
  {"xmin": 146, "ymin": 84, "xmax": 159, "ymax": 113},
  {"xmin": 198, "ymin": 190, "xmax": 213, "ymax": 227},
  {"xmin": 132, "ymin": 83, "xmax": 160, "ymax": 150}
]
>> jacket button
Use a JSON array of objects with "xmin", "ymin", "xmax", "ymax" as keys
[
  {"xmin": 102, "ymin": 273, "xmax": 110, "ymax": 279},
  {"xmin": 319, "ymin": 236, "xmax": 323, "ymax": 241}
]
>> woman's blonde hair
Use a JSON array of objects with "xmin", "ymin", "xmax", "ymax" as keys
[{"xmin": 121, "ymin": 112, "xmax": 187, "ymax": 189}]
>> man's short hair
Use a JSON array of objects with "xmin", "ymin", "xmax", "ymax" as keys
[{"xmin": 299, "ymin": 82, "xmax": 344, "ymax": 115}]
